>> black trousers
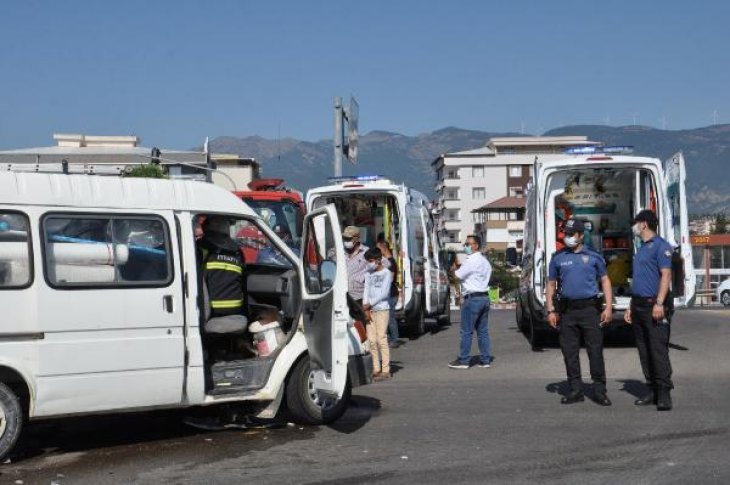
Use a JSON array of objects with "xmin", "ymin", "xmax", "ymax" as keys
[
  {"xmin": 631, "ymin": 302, "xmax": 673, "ymax": 390},
  {"xmin": 559, "ymin": 306, "xmax": 606, "ymax": 394}
]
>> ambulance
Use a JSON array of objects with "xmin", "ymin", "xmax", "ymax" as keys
[
  {"xmin": 517, "ymin": 149, "xmax": 696, "ymax": 348},
  {"xmin": 307, "ymin": 176, "xmax": 451, "ymax": 335}
]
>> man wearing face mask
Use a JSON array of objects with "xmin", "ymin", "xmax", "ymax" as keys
[
  {"xmin": 546, "ymin": 219, "xmax": 613, "ymax": 406},
  {"xmin": 342, "ymin": 226, "xmax": 370, "ymax": 306},
  {"xmin": 624, "ymin": 210, "xmax": 675, "ymax": 411},
  {"xmin": 449, "ymin": 235, "xmax": 492, "ymax": 369}
]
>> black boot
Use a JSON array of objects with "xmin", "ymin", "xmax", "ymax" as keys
[
  {"xmin": 634, "ymin": 385, "xmax": 656, "ymax": 406},
  {"xmin": 561, "ymin": 392, "xmax": 585, "ymax": 404},
  {"xmin": 656, "ymin": 387, "xmax": 673, "ymax": 411}
]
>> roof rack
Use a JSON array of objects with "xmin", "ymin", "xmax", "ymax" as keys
[{"xmin": 2, "ymin": 160, "xmax": 128, "ymax": 175}]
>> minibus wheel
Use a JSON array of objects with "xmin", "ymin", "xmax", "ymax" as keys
[
  {"xmin": 722, "ymin": 291, "xmax": 730, "ymax": 307},
  {"xmin": 285, "ymin": 357, "xmax": 351, "ymax": 425},
  {"xmin": 0, "ymin": 382, "xmax": 23, "ymax": 462}
]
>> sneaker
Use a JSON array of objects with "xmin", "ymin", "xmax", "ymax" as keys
[
  {"xmin": 448, "ymin": 360, "xmax": 470, "ymax": 369},
  {"xmin": 374, "ymin": 372, "xmax": 392, "ymax": 381},
  {"xmin": 477, "ymin": 362, "xmax": 491, "ymax": 368}
]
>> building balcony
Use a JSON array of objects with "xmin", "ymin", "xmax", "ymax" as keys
[{"xmin": 507, "ymin": 220, "xmax": 525, "ymax": 232}]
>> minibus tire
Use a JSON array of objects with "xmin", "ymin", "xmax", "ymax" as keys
[
  {"xmin": 722, "ymin": 291, "xmax": 730, "ymax": 307},
  {"xmin": 0, "ymin": 382, "xmax": 22, "ymax": 462},
  {"xmin": 285, "ymin": 357, "xmax": 351, "ymax": 426}
]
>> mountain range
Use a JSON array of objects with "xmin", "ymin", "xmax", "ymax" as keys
[{"xmin": 200, "ymin": 124, "xmax": 730, "ymax": 215}]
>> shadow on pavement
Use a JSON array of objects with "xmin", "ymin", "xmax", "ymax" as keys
[
  {"xmin": 328, "ymin": 395, "xmax": 381, "ymax": 435},
  {"xmin": 617, "ymin": 379, "xmax": 648, "ymax": 400},
  {"xmin": 11, "ymin": 408, "xmax": 209, "ymax": 463}
]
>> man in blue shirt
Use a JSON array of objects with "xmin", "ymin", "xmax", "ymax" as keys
[
  {"xmin": 624, "ymin": 210, "xmax": 675, "ymax": 411},
  {"xmin": 546, "ymin": 219, "xmax": 614, "ymax": 405}
]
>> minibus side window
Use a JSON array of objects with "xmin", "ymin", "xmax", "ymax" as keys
[
  {"xmin": 0, "ymin": 211, "xmax": 32, "ymax": 289},
  {"xmin": 42, "ymin": 215, "xmax": 172, "ymax": 288}
]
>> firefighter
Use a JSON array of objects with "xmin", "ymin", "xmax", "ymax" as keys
[{"xmin": 197, "ymin": 216, "xmax": 247, "ymax": 329}]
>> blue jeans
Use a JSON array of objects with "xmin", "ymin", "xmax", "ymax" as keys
[
  {"xmin": 459, "ymin": 295, "xmax": 491, "ymax": 364},
  {"xmin": 387, "ymin": 296, "xmax": 399, "ymax": 343}
]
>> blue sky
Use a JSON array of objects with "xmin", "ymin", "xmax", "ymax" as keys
[{"xmin": 1, "ymin": 0, "xmax": 729, "ymax": 150}]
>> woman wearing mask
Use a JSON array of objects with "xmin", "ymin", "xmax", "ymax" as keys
[
  {"xmin": 362, "ymin": 247, "xmax": 393, "ymax": 380},
  {"xmin": 377, "ymin": 238, "xmax": 401, "ymax": 348}
]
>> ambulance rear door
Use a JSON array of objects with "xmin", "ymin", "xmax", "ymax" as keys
[{"xmin": 663, "ymin": 152, "xmax": 696, "ymax": 307}]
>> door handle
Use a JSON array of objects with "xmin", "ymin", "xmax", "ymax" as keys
[{"xmin": 163, "ymin": 295, "xmax": 174, "ymax": 313}]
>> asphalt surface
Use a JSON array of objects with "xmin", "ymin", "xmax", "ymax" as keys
[{"xmin": 2, "ymin": 308, "xmax": 730, "ymax": 484}]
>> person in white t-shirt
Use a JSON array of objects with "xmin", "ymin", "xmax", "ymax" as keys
[{"xmin": 449, "ymin": 235, "xmax": 493, "ymax": 369}]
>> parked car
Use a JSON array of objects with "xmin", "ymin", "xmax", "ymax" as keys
[{"xmin": 717, "ymin": 278, "xmax": 730, "ymax": 307}]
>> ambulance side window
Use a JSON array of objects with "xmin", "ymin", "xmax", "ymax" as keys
[
  {"xmin": 42, "ymin": 214, "xmax": 172, "ymax": 287},
  {"xmin": 0, "ymin": 211, "xmax": 32, "ymax": 289}
]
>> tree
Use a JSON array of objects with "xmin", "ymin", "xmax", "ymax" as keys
[
  {"xmin": 123, "ymin": 163, "xmax": 167, "ymax": 179},
  {"xmin": 713, "ymin": 213, "xmax": 728, "ymax": 234}
]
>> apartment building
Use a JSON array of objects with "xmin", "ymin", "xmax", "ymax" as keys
[{"xmin": 432, "ymin": 136, "xmax": 601, "ymax": 251}]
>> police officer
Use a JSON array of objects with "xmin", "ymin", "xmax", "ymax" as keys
[
  {"xmin": 546, "ymin": 219, "xmax": 613, "ymax": 405},
  {"xmin": 624, "ymin": 210, "xmax": 674, "ymax": 411}
]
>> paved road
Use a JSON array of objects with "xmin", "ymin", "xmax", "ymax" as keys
[{"xmin": 3, "ymin": 308, "xmax": 730, "ymax": 484}]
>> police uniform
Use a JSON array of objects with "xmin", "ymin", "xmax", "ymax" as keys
[
  {"xmin": 630, "ymin": 234, "xmax": 674, "ymax": 402},
  {"xmin": 549, "ymin": 244, "xmax": 608, "ymax": 399}
]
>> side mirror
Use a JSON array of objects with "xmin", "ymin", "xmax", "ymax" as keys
[{"xmin": 320, "ymin": 259, "xmax": 336, "ymax": 292}]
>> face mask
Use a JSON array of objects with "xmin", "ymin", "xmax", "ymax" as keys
[
  {"xmin": 632, "ymin": 223, "xmax": 643, "ymax": 237},
  {"xmin": 344, "ymin": 241, "xmax": 355, "ymax": 251},
  {"xmin": 366, "ymin": 262, "xmax": 377, "ymax": 272},
  {"xmin": 564, "ymin": 235, "xmax": 579, "ymax": 248},
  {"xmin": 463, "ymin": 245, "xmax": 473, "ymax": 255}
]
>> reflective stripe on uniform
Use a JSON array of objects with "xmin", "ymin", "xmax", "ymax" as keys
[
  {"xmin": 205, "ymin": 262, "xmax": 243, "ymax": 274},
  {"xmin": 210, "ymin": 299, "xmax": 244, "ymax": 309}
]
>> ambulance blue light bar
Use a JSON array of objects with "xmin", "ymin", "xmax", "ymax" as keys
[
  {"xmin": 328, "ymin": 175, "xmax": 381, "ymax": 183},
  {"xmin": 564, "ymin": 146, "xmax": 634, "ymax": 155}
]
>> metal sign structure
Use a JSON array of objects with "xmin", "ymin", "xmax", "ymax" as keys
[{"xmin": 333, "ymin": 96, "xmax": 359, "ymax": 177}]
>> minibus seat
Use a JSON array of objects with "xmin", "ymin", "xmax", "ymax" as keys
[
  {"xmin": 205, "ymin": 314, "xmax": 249, "ymax": 334},
  {"xmin": 201, "ymin": 280, "xmax": 248, "ymax": 334}
]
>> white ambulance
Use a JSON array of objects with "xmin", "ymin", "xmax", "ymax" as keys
[
  {"xmin": 0, "ymin": 170, "xmax": 371, "ymax": 460},
  {"xmin": 307, "ymin": 176, "xmax": 451, "ymax": 335},
  {"xmin": 517, "ymin": 150, "xmax": 696, "ymax": 348}
]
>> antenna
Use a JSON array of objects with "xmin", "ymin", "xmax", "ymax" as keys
[
  {"xmin": 712, "ymin": 109, "xmax": 719, "ymax": 125},
  {"xmin": 520, "ymin": 121, "xmax": 525, "ymax": 135},
  {"xmin": 603, "ymin": 114, "xmax": 611, "ymax": 125},
  {"xmin": 660, "ymin": 116, "xmax": 667, "ymax": 130},
  {"xmin": 631, "ymin": 112, "xmax": 639, "ymax": 126},
  {"xmin": 277, "ymin": 122, "xmax": 281, "ymax": 163}
]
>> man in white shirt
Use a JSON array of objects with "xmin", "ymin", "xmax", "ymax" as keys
[{"xmin": 449, "ymin": 235, "xmax": 493, "ymax": 369}]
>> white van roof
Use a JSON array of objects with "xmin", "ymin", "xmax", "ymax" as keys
[
  {"xmin": 308, "ymin": 176, "xmax": 430, "ymax": 205},
  {"xmin": 0, "ymin": 172, "xmax": 254, "ymax": 215},
  {"xmin": 539, "ymin": 155, "xmax": 662, "ymax": 171}
]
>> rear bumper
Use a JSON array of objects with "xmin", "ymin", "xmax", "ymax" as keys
[{"xmin": 348, "ymin": 353, "xmax": 373, "ymax": 388}]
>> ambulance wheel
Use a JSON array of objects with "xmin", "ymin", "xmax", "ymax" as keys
[
  {"xmin": 411, "ymin": 308, "xmax": 426, "ymax": 336},
  {"xmin": 285, "ymin": 357, "xmax": 351, "ymax": 425},
  {"xmin": 528, "ymin": 318, "xmax": 546, "ymax": 351},
  {"xmin": 0, "ymin": 382, "xmax": 23, "ymax": 462}
]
